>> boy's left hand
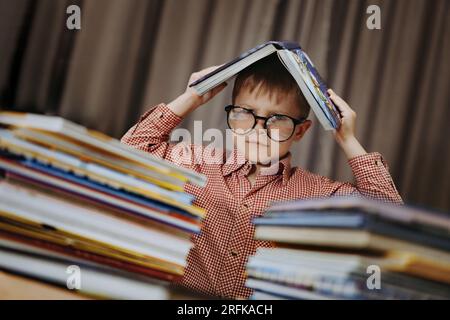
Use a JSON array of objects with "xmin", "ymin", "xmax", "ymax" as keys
[{"xmin": 327, "ymin": 89, "xmax": 367, "ymax": 159}]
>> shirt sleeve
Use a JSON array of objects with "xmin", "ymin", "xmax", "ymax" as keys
[
  {"xmin": 322, "ymin": 152, "xmax": 403, "ymax": 204},
  {"xmin": 120, "ymin": 103, "xmax": 206, "ymax": 172}
]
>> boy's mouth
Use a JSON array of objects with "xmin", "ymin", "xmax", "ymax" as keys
[{"xmin": 245, "ymin": 133, "xmax": 270, "ymax": 147}]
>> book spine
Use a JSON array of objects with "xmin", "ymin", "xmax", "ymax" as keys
[{"xmin": 276, "ymin": 50, "xmax": 334, "ymax": 130}]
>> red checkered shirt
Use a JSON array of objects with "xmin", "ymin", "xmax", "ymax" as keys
[{"xmin": 121, "ymin": 103, "xmax": 403, "ymax": 299}]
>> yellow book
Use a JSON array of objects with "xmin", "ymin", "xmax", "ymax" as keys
[
  {"xmin": 0, "ymin": 134, "xmax": 205, "ymax": 218},
  {"xmin": 0, "ymin": 216, "xmax": 184, "ymax": 276},
  {"xmin": 13, "ymin": 127, "xmax": 186, "ymax": 192},
  {"xmin": 386, "ymin": 251, "xmax": 450, "ymax": 284}
]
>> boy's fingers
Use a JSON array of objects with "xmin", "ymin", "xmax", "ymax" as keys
[
  {"xmin": 328, "ymin": 89, "xmax": 344, "ymax": 105},
  {"xmin": 190, "ymin": 65, "xmax": 223, "ymax": 84},
  {"xmin": 328, "ymin": 89, "xmax": 353, "ymax": 113},
  {"xmin": 210, "ymin": 82, "xmax": 227, "ymax": 96},
  {"xmin": 330, "ymin": 95, "xmax": 347, "ymax": 110},
  {"xmin": 201, "ymin": 82, "xmax": 227, "ymax": 102}
]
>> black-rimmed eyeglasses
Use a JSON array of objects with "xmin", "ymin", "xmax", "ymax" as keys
[{"xmin": 224, "ymin": 105, "xmax": 306, "ymax": 142}]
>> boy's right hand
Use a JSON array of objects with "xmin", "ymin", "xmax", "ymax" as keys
[{"xmin": 168, "ymin": 66, "xmax": 227, "ymax": 117}]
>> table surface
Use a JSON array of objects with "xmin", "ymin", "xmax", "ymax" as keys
[{"xmin": 0, "ymin": 271, "xmax": 87, "ymax": 300}]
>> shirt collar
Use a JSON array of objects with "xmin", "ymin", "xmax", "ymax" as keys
[
  {"xmin": 222, "ymin": 148, "xmax": 247, "ymax": 176},
  {"xmin": 222, "ymin": 148, "xmax": 292, "ymax": 185}
]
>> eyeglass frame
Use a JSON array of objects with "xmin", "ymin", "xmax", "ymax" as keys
[{"xmin": 224, "ymin": 104, "xmax": 307, "ymax": 142}]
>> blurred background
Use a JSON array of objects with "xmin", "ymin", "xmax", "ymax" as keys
[{"xmin": 0, "ymin": 0, "xmax": 449, "ymax": 212}]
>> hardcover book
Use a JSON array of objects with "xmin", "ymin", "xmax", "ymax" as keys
[{"xmin": 189, "ymin": 41, "xmax": 341, "ymax": 130}]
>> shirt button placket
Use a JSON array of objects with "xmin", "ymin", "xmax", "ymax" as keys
[
  {"xmin": 229, "ymin": 201, "xmax": 251, "ymax": 256},
  {"xmin": 219, "ymin": 203, "xmax": 243, "ymax": 295},
  {"xmin": 228, "ymin": 203, "xmax": 245, "ymax": 258}
]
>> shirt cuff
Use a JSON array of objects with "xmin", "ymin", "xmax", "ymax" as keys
[
  {"xmin": 348, "ymin": 152, "xmax": 395, "ymax": 188},
  {"xmin": 133, "ymin": 103, "xmax": 183, "ymax": 135}
]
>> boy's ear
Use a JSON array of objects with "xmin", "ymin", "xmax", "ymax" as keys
[{"xmin": 293, "ymin": 120, "xmax": 312, "ymax": 141}]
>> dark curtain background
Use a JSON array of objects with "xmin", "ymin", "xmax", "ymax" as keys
[{"xmin": 0, "ymin": 0, "xmax": 449, "ymax": 212}]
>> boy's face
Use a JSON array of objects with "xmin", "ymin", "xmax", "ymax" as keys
[{"xmin": 232, "ymin": 85, "xmax": 311, "ymax": 165}]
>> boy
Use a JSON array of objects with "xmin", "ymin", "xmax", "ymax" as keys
[{"xmin": 121, "ymin": 54, "xmax": 403, "ymax": 299}]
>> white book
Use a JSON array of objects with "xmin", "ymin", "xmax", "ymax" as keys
[
  {"xmin": 254, "ymin": 226, "xmax": 450, "ymax": 263},
  {"xmin": 0, "ymin": 181, "xmax": 192, "ymax": 266},
  {"xmin": 246, "ymin": 267, "xmax": 359, "ymax": 298},
  {"xmin": 246, "ymin": 278, "xmax": 334, "ymax": 300},
  {"xmin": 250, "ymin": 291, "xmax": 285, "ymax": 300},
  {"xmin": 0, "ymin": 248, "xmax": 169, "ymax": 299},
  {"xmin": 247, "ymin": 255, "xmax": 366, "ymax": 277}
]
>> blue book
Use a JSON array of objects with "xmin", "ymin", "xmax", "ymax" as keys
[
  {"xmin": 0, "ymin": 153, "xmax": 202, "ymax": 232},
  {"xmin": 20, "ymin": 159, "xmax": 196, "ymax": 217}
]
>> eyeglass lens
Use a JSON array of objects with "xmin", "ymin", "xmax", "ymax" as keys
[{"xmin": 227, "ymin": 107, "xmax": 296, "ymax": 142}]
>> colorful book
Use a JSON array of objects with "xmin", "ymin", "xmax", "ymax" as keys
[
  {"xmin": 189, "ymin": 41, "xmax": 341, "ymax": 130},
  {"xmin": 0, "ymin": 111, "xmax": 207, "ymax": 187},
  {"xmin": 0, "ymin": 155, "xmax": 204, "ymax": 228}
]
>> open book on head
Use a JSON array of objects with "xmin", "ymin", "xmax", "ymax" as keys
[{"xmin": 189, "ymin": 41, "xmax": 342, "ymax": 131}]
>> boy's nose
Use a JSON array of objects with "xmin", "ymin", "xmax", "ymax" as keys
[
  {"xmin": 253, "ymin": 119, "xmax": 269, "ymax": 138},
  {"xmin": 254, "ymin": 118, "xmax": 265, "ymax": 129}
]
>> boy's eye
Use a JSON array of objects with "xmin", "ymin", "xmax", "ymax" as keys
[
  {"xmin": 267, "ymin": 115, "xmax": 294, "ymax": 130},
  {"xmin": 229, "ymin": 107, "xmax": 253, "ymax": 121}
]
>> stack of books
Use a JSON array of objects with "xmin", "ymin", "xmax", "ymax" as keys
[
  {"xmin": 246, "ymin": 196, "xmax": 450, "ymax": 300},
  {"xmin": 0, "ymin": 112, "xmax": 207, "ymax": 299}
]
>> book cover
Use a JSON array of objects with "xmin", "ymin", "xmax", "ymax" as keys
[{"xmin": 188, "ymin": 40, "xmax": 341, "ymax": 130}]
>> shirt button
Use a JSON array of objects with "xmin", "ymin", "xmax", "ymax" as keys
[
  {"xmin": 230, "ymin": 249, "xmax": 239, "ymax": 257},
  {"xmin": 242, "ymin": 203, "xmax": 249, "ymax": 209}
]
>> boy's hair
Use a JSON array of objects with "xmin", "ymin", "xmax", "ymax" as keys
[{"xmin": 232, "ymin": 54, "xmax": 310, "ymax": 119}]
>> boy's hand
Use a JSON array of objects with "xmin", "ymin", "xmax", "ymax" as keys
[
  {"xmin": 328, "ymin": 89, "xmax": 367, "ymax": 159},
  {"xmin": 168, "ymin": 66, "xmax": 227, "ymax": 117}
]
